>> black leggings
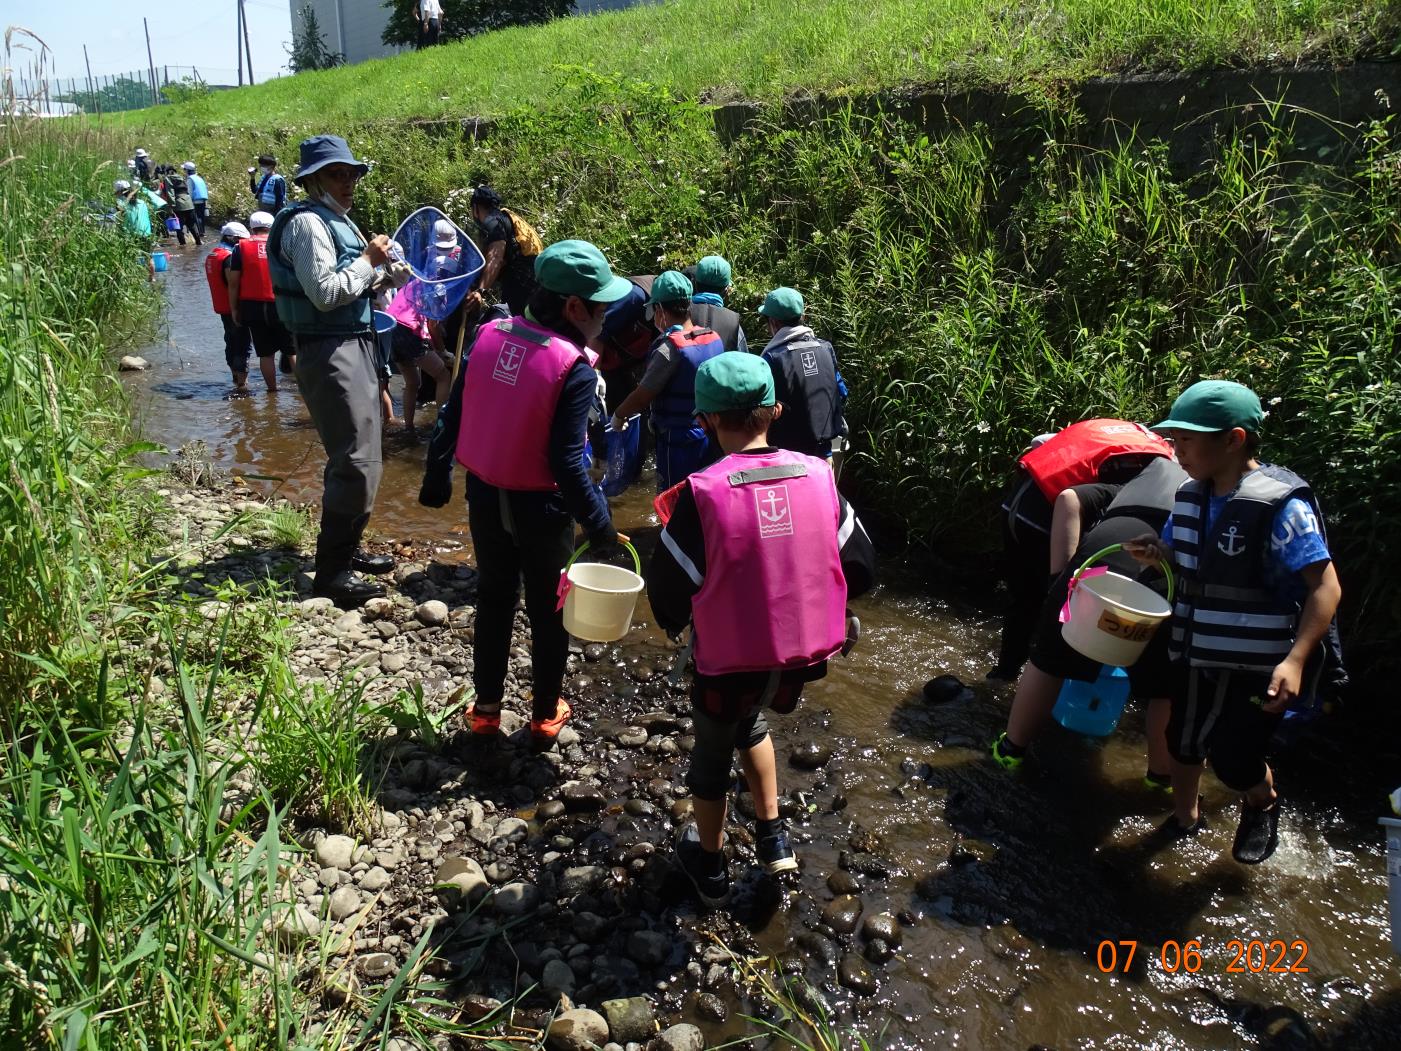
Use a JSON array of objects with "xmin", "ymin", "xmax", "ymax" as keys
[
  {"xmin": 1166, "ymin": 667, "xmax": 1282, "ymax": 791},
  {"xmin": 468, "ymin": 487, "xmax": 574, "ymax": 722}
]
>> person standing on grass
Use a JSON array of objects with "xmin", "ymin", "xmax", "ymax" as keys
[
  {"xmin": 610, "ymin": 271, "xmax": 727, "ymax": 491},
  {"xmin": 249, "ymin": 154, "xmax": 288, "ymax": 213},
  {"xmin": 646, "ymin": 352, "xmax": 875, "ymax": 904},
  {"xmin": 465, "ymin": 186, "xmax": 539, "ymax": 317},
  {"xmin": 182, "ymin": 161, "xmax": 209, "ymax": 238},
  {"xmin": 418, "ymin": 241, "xmax": 630, "ymax": 749},
  {"xmin": 416, "ymin": 0, "xmax": 445, "ymax": 48},
  {"xmin": 229, "ymin": 211, "xmax": 296, "ymax": 391},
  {"xmin": 686, "ymin": 255, "xmax": 748, "ymax": 353},
  {"xmin": 206, "ymin": 221, "xmax": 253, "ymax": 391},
  {"xmin": 267, "ymin": 135, "xmax": 396, "ymax": 608},
  {"xmin": 756, "ymin": 286, "xmax": 848, "ymax": 460},
  {"xmin": 1125, "ymin": 380, "xmax": 1342, "ymax": 865}
]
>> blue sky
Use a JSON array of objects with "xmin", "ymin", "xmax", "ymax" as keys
[{"xmin": 5, "ymin": 0, "xmax": 293, "ymax": 86}]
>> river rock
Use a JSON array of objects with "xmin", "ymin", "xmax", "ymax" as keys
[
  {"xmin": 359, "ymin": 866, "xmax": 391, "ymax": 892},
  {"xmin": 542, "ymin": 958, "xmax": 576, "ymax": 996},
  {"xmin": 494, "ymin": 881, "xmax": 541, "ymax": 916},
  {"xmin": 273, "ymin": 904, "xmax": 320, "ymax": 946},
  {"xmin": 380, "ymin": 652, "xmax": 408, "ymax": 674},
  {"xmin": 118, "ymin": 355, "xmax": 149, "ymax": 371},
  {"xmin": 627, "ymin": 929, "xmax": 671, "ymax": 967},
  {"xmin": 601, "ymin": 996, "xmax": 656, "ymax": 1043},
  {"xmin": 864, "ymin": 937, "xmax": 894, "ymax": 964},
  {"xmin": 826, "ymin": 870, "xmax": 860, "ymax": 895},
  {"xmin": 327, "ymin": 886, "xmax": 361, "ymax": 920},
  {"xmin": 360, "ymin": 952, "xmax": 397, "ymax": 978},
  {"xmin": 561, "ymin": 780, "xmax": 607, "ymax": 812},
  {"xmin": 415, "ymin": 600, "xmax": 449, "ymax": 626},
  {"xmin": 861, "ymin": 912, "xmax": 903, "ymax": 948},
  {"xmin": 434, "ymin": 857, "xmax": 489, "ymax": 910},
  {"xmin": 361, "ymin": 597, "xmax": 394, "ymax": 620},
  {"xmin": 820, "ymin": 894, "xmax": 863, "ymax": 934},
  {"xmin": 696, "ymin": 992, "xmax": 728, "ymax": 1022},
  {"xmin": 546, "ymin": 1008, "xmax": 609, "ymax": 1051},
  {"xmin": 838, "ymin": 953, "xmax": 878, "ymax": 996},
  {"xmin": 790, "ymin": 741, "xmax": 833, "ymax": 769},
  {"xmin": 560, "ymin": 865, "xmax": 608, "ymax": 898},
  {"xmin": 650, "ymin": 1023, "xmax": 704, "ymax": 1051},
  {"xmin": 316, "ymin": 834, "xmax": 359, "ymax": 870},
  {"xmin": 795, "ymin": 930, "xmax": 838, "ymax": 967},
  {"xmin": 574, "ymin": 911, "xmax": 610, "ymax": 942},
  {"xmin": 616, "ymin": 726, "xmax": 649, "ymax": 748},
  {"xmin": 491, "ymin": 817, "xmax": 529, "ymax": 849},
  {"xmin": 923, "ymin": 674, "xmax": 974, "ymax": 705}
]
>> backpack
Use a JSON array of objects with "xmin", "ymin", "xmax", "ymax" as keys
[{"xmin": 501, "ymin": 208, "xmax": 543, "ymax": 258}]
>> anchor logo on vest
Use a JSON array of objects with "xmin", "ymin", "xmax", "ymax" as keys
[
  {"xmin": 492, "ymin": 341, "xmax": 526, "ymax": 386},
  {"xmin": 800, "ymin": 350, "xmax": 819, "ymax": 377},
  {"xmin": 1217, "ymin": 524, "xmax": 1246, "ymax": 557},
  {"xmin": 755, "ymin": 484, "xmax": 794, "ymax": 538}
]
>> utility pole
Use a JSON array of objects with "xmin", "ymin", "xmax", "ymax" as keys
[
  {"xmin": 83, "ymin": 45, "xmax": 97, "ymax": 113},
  {"xmin": 236, "ymin": 0, "xmax": 244, "ymax": 85},
  {"xmin": 143, "ymin": 17, "xmax": 158, "ymax": 105},
  {"xmin": 240, "ymin": 0, "xmax": 255, "ymax": 85}
]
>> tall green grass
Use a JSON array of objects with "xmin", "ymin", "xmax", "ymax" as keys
[{"xmin": 120, "ymin": 0, "xmax": 1398, "ymax": 130}]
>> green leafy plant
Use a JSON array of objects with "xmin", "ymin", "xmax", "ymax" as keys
[{"xmin": 372, "ymin": 682, "xmax": 473, "ymax": 752}]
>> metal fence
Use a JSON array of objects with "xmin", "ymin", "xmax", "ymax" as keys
[{"xmin": 13, "ymin": 65, "xmax": 280, "ymax": 116}]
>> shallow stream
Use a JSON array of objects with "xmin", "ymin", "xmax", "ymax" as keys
[{"xmin": 123, "ymin": 246, "xmax": 1401, "ymax": 1049}]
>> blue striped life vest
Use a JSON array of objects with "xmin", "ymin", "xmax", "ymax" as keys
[
  {"xmin": 651, "ymin": 327, "xmax": 725, "ymax": 435},
  {"xmin": 1166, "ymin": 464, "xmax": 1321, "ymax": 672}
]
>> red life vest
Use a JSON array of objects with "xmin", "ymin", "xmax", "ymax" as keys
[
  {"xmin": 688, "ymin": 449, "xmax": 847, "ymax": 675},
  {"xmin": 456, "ymin": 316, "xmax": 599, "ymax": 491},
  {"xmin": 1018, "ymin": 418, "xmax": 1172, "ymax": 501},
  {"xmin": 235, "ymin": 235, "xmax": 276, "ymax": 302},
  {"xmin": 204, "ymin": 246, "xmax": 233, "ymax": 315}
]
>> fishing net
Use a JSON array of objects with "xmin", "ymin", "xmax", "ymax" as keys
[{"xmin": 389, "ymin": 207, "xmax": 485, "ymax": 321}]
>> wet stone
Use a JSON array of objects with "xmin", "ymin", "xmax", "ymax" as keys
[
  {"xmin": 789, "ymin": 741, "xmax": 833, "ymax": 770},
  {"xmin": 861, "ymin": 912, "xmax": 903, "ymax": 948},
  {"xmin": 838, "ymin": 953, "xmax": 878, "ymax": 996},
  {"xmin": 583, "ymin": 643, "xmax": 606, "ymax": 662},
  {"xmin": 361, "ymin": 952, "xmax": 397, "ymax": 978},
  {"xmin": 537, "ymin": 800, "xmax": 567, "ymax": 820},
  {"xmin": 627, "ymin": 929, "xmax": 671, "ymax": 967},
  {"xmin": 491, "ymin": 817, "xmax": 529, "ymax": 849},
  {"xmin": 652, "ymin": 1023, "xmax": 704, "ymax": 1051},
  {"xmin": 542, "ymin": 958, "xmax": 575, "ymax": 996},
  {"xmin": 820, "ymin": 894, "xmax": 863, "ymax": 935},
  {"xmin": 575, "ymin": 910, "xmax": 610, "ymax": 942},
  {"xmin": 864, "ymin": 937, "xmax": 894, "ymax": 964},
  {"xmin": 826, "ymin": 870, "xmax": 861, "ymax": 895},
  {"xmin": 600, "ymin": 995, "xmax": 656, "ymax": 1043},
  {"xmin": 696, "ymin": 992, "xmax": 728, "ymax": 1022},
  {"xmin": 562, "ymin": 781, "xmax": 607, "ymax": 812},
  {"xmin": 616, "ymin": 726, "xmax": 649, "ymax": 748},
  {"xmin": 623, "ymin": 798, "xmax": 655, "ymax": 817},
  {"xmin": 923, "ymin": 674, "xmax": 974, "ymax": 705},
  {"xmin": 795, "ymin": 930, "xmax": 839, "ymax": 968},
  {"xmin": 561, "ymin": 865, "xmax": 608, "ymax": 898}
]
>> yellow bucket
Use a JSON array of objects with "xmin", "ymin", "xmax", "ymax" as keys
[
  {"xmin": 1060, "ymin": 544, "xmax": 1174, "ymax": 667},
  {"xmin": 561, "ymin": 540, "xmax": 644, "ymax": 643}
]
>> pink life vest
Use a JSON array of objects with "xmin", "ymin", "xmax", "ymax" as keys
[
  {"xmin": 456, "ymin": 316, "xmax": 598, "ymax": 491},
  {"xmin": 688, "ymin": 449, "xmax": 847, "ymax": 675},
  {"xmin": 385, "ymin": 281, "xmax": 433, "ymax": 341}
]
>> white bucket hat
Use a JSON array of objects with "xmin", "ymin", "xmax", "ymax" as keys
[
  {"xmin": 248, "ymin": 210, "xmax": 275, "ymax": 231},
  {"xmin": 114, "ymin": 179, "xmax": 131, "ymax": 193},
  {"xmin": 221, "ymin": 221, "xmax": 251, "ymax": 240},
  {"xmin": 432, "ymin": 218, "xmax": 458, "ymax": 250},
  {"xmin": 182, "ymin": 161, "xmax": 197, "ymax": 172},
  {"xmin": 134, "ymin": 148, "xmax": 149, "ymax": 158}
]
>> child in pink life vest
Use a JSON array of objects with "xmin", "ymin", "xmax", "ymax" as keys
[{"xmin": 646, "ymin": 352, "xmax": 876, "ymax": 906}]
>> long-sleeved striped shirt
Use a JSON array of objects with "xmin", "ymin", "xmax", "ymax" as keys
[{"xmin": 276, "ymin": 210, "xmax": 375, "ymax": 313}]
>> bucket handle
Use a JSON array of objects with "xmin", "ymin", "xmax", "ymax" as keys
[
  {"xmin": 566, "ymin": 539, "xmax": 642, "ymax": 577},
  {"xmin": 1071, "ymin": 543, "xmax": 1175, "ymax": 604}
]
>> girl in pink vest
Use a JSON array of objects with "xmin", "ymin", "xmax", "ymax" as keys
[{"xmin": 646, "ymin": 352, "xmax": 875, "ymax": 905}]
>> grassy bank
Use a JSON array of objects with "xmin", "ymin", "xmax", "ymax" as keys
[{"xmin": 122, "ymin": 0, "xmax": 1399, "ymax": 129}]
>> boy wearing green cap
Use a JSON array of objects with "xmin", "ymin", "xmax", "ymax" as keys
[
  {"xmin": 686, "ymin": 255, "xmax": 748, "ymax": 353},
  {"xmin": 647, "ymin": 351, "xmax": 875, "ymax": 904},
  {"xmin": 419, "ymin": 239, "xmax": 630, "ymax": 746},
  {"xmin": 610, "ymin": 270, "xmax": 728, "ymax": 490},
  {"xmin": 1126, "ymin": 380, "xmax": 1342, "ymax": 864},
  {"xmin": 757, "ymin": 287, "xmax": 848, "ymax": 459}
]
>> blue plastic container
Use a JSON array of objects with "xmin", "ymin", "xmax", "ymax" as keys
[
  {"xmin": 1053, "ymin": 664, "xmax": 1130, "ymax": 737},
  {"xmin": 603, "ymin": 414, "xmax": 643, "ymax": 496},
  {"xmin": 151, "ymin": 251, "xmax": 168, "ymax": 272},
  {"xmin": 165, "ymin": 216, "xmax": 180, "ymax": 233}
]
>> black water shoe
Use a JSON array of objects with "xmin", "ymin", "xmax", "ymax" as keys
[
  {"xmin": 1151, "ymin": 796, "xmax": 1206, "ymax": 843},
  {"xmin": 675, "ymin": 823, "xmax": 730, "ymax": 907},
  {"xmin": 1232, "ymin": 799, "xmax": 1281, "ymax": 864},
  {"xmin": 756, "ymin": 821, "xmax": 799, "ymax": 875},
  {"xmin": 352, "ymin": 551, "xmax": 396, "ymax": 575},
  {"xmin": 313, "ymin": 570, "xmax": 387, "ymax": 608}
]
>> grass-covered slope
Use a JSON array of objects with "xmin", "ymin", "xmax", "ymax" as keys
[{"xmin": 129, "ymin": 0, "xmax": 1398, "ymax": 129}]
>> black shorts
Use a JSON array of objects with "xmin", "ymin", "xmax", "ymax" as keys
[
  {"xmin": 1164, "ymin": 666, "xmax": 1281, "ymax": 790},
  {"xmin": 1028, "ymin": 515, "xmax": 1173, "ymax": 696},
  {"xmin": 243, "ymin": 301, "xmax": 292, "ymax": 358},
  {"xmin": 391, "ymin": 324, "xmax": 429, "ymax": 364}
]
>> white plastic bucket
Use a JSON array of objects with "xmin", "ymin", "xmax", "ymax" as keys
[
  {"xmin": 561, "ymin": 541, "xmax": 644, "ymax": 643},
  {"xmin": 1061, "ymin": 544, "xmax": 1174, "ymax": 667},
  {"xmin": 1382, "ymin": 817, "xmax": 1401, "ymax": 956}
]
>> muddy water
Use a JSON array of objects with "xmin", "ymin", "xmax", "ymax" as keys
[{"xmin": 126, "ymin": 247, "xmax": 1401, "ymax": 1048}]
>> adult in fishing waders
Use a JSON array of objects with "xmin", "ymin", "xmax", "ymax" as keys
[
  {"xmin": 182, "ymin": 161, "xmax": 209, "ymax": 237},
  {"xmin": 610, "ymin": 271, "xmax": 727, "ymax": 491},
  {"xmin": 757, "ymin": 287, "xmax": 848, "ymax": 460},
  {"xmin": 418, "ymin": 241, "xmax": 630, "ymax": 747},
  {"xmin": 267, "ymin": 135, "xmax": 396, "ymax": 607}
]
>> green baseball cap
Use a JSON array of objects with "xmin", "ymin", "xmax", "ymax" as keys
[
  {"xmin": 693, "ymin": 255, "xmax": 732, "ymax": 292},
  {"xmin": 533, "ymin": 240, "xmax": 633, "ymax": 303},
  {"xmin": 1153, "ymin": 380, "xmax": 1265, "ymax": 433},
  {"xmin": 758, "ymin": 286, "xmax": 805, "ymax": 322},
  {"xmin": 647, "ymin": 270, "xmax": 693, "ymax": 306},
  {"xmin": 694, "ymin": 351, "xmax": 776, "ymax": 414}
]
